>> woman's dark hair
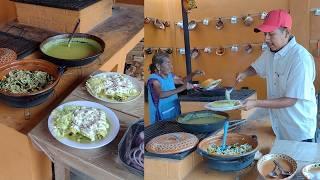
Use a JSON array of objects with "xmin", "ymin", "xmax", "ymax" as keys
[{"xmin": 149, "ymin": 51, "xmax": 169, "ymax": 73}]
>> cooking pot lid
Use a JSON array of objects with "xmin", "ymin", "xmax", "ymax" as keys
[{"xmin": 146, "ymin": 132, "xmax": 199, "ymax": 154}]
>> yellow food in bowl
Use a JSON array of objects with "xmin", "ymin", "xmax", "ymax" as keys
[{"xmin": 200, "ymin": 79, "xmax": 221, "ymax": 89}]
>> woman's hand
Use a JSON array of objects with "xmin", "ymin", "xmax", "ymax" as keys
[
  {"xmin": 186, "ymin": 82, "xmax": 194, "ymax": 90},
  {"xmin": 193, "ymin": 70, "xmax": 205, "ymax": 76}
]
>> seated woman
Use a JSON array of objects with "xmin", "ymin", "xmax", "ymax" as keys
[{"xmin": 147, "ymin": 51, "xmax": 204, "ymax": 124}]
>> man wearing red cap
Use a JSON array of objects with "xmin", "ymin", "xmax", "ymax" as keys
[{"xmin": 237, "ymin": 10, "xmax": 317, "ymax": 142}]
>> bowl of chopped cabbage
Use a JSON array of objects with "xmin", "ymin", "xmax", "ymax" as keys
[
  {"xmin": 0, "ymin": 59, "xmax": 62, "ymax": 107},
  {"xmin": 197, "ymin": 133, "xmax": 258, "ymax": 171},
  {"xmin": 197, "ymin": 133, "xmax": 258, "ymax": 159},
  {"xmin": 48, "ymin": 100, "xmax": 120, "ymax": 149}
]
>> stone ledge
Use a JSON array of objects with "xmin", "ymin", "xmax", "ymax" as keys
[{"xmin": 15, "ymin": 0, "xmax": 112, "ymax": 33}]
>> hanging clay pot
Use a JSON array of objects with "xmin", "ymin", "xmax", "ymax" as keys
[
  {"xmin": 166, "ymin": 48, "xmax": 173, "ymax": 54},
  {"xmin": 216, "ymin": 18, "xmax": 224, "ymax": 30},
  {"xmin": 191, "ymin": 48, "xmax": 200, "ymax": 59},
  {"xmin": 154, "ymin": 19, "xmax": 165, "ymax": 30},
  {"xmin": 145, "ymin": 48, "xmax": 153, "ymax": 55},
  {"xmin": 244, "ymin": 44, "xmax": 253, "ymax": 54},
  {"xmin": 164, "ymin": 21, "xmax": 170, "ymax": 27},
  {"xmin": 188, "ymin": 20, "xmax": 197, "ymax": 30},
  {"xmin": 203, "ymin": 18, "xmax": 210, "ymax": 25},
  {"xmin": 243, "ymin": 15, "xmax": 254, "ymax": 26},
  {"xmin": 215, "ymin": 47, "xmax": 225, "ymax": 56},
  {"xmin": 144, "ymin": 17, "xmax": 152, "ymax": 24},
  {"xmin": 231, "ymin": 45, "xmax": 239, "ymax": 53},
  {"xmin": 204, "ymin": 47, "xmax": 212, "ymax": 54}
]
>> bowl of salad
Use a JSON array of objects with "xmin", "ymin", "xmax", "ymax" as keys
[
  {"xmin": 48, "ymin": 100, "xmax": 120, "ymax": 149},
  {"xmin": 196, "ymin": 133, "xmax": 258, "ymax": 171},
  {"xmin": 197, "ymin": 133, "xmax": 258, "ymax": 160},
  {"xmin": 86, "ymin": 72, "xmax": 142, "ymax": 103}
]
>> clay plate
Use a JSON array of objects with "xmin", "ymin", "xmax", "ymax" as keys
[{"xmin": 146, "ymin": 132, "xmax": 199, "ymax": 154}]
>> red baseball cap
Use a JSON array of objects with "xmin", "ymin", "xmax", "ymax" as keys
[{"xmin": 254, "ymin": 10, "xmax": 292, "ymax": 33}]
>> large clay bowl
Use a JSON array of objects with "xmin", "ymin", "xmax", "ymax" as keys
[
  {"xmin": 257, "ymin": 153, "xmax": 297, "ymax": 180},
  {"xmin": 197, "ymin": 133, "xmax": 258, "ymax": 160},
  {"xmin": 0, "ymin": 59, "xmax": 62, "ymax": 97}
]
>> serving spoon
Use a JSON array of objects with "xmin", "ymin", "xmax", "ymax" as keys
[
  {"xmin": 267, "ymin": 161, "xmax": 279, "ymax": 178},
  {"xmin": 220, "ymin": 121, "xmax": 229, "ymax": 151},
  {"xmin": 273, "ymin": 160, "xmax": 292, "ymax": 177},
  {"xmin": 225, "ymin": 81, "xmax": 239, "ymax": 100},
  {"xmin": 67, "ymin": 19, "xmax": 81, "ymax": 48}
]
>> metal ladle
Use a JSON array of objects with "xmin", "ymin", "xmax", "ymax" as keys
[{"xmin": 67, "ymin": 19, "xmax": 80, "ymax": 48}]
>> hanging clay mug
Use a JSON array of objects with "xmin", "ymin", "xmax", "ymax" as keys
[
  {"xmin": 183, "ymin": 0, "xmax": 197, "ymax": 11},
  {"xmin": 215, "ymin": 47, "xmax": 225, "ymax": 56},
  {"xmin": 145, "ymin": 48, "xmax": 153, "ymax": 55},
  {"xmin": 260, "ymin": 12, "xmax": 268, "ymax": 20},
  {"xmin": 204, "ymin": 47, "xmax": 213, "ymax": 54},
  {"xmin": 164, "ymin": 21, "xmax": 170, "ymax": 27},
  {"xmin": 166, "ymin": 48, "xmax": 173, "ymax": 54},
  {"xmin": 178, "ymin": 48, "xmax": 186, "ymax": 55},
  {"xmin": 191, "ymin": 48, "xmax": 200, "ymax": 59},
  {"xmin": 144, "ymin": 17, "xmax": 152, "ymax": 24},
  {"xmin": 177, "ymin": 21, "xmax": 184, "ymax": 29},
  {"xmin": 203, "ymin": 18, "xmax": 210, "ymax": 25},
  {"xmin": 231, "ymin": 16, "xmax": 237, "ymax": 24},
  {"xmin": 243, "ymin": 15, "xmax": 254, "ymax": 26},
  {"xmin": 216, "ymin": 18, "xmax": 224, "ymax": 30},
  {"xmin": 231, "ymin": 45, "xmax": 239, "ymax": 53},
  {"xmin": 244, "ymin": 44, "xmax": 253, "ymax": 54},
  {"xmin": 188, "ymin": 20, "xmax": 197, "ymax": 30},
  {"xmin": 154, "ymin": 19, "xmax": 165, "ymax": 30}
]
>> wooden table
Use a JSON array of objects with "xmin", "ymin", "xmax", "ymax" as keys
[{"xmin": 28, "ymin": 74, "xmax": 144, "ymax": 180}]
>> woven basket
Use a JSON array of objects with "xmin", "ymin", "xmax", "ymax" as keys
[{"xmin": 0, "ymin": 48, "xmax": 17, "ymax": 65}]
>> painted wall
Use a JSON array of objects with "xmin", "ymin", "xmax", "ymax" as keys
[
  {"xmin": 144, "ymin": 0, "xmax": 296, "ymax": 100},
  {"xmin": 144, "ymin": 0, "xmax": 320, "ymax": 96},
  {"xmin": 0, "ymin": 0, "xmax": 16, "ymax": 25}
]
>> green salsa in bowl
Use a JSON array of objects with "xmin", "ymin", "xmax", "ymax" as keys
[
  {"xmin": 40, "ymin": 33, "xmax": 105, "ymax": 67},
  {"xmin": 176, "ymin": 110, "xmax": 229, "ymax": 133}
]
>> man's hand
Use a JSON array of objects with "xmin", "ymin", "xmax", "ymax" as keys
[
  {"xmin": 241, "ymin": 99, "xmax": 258, "ymax": 111},
  {"xmin": 236, "ymin": 72, "xmax": 247, "ymax": 82}
]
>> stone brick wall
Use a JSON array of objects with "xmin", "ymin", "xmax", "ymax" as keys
[{"xmin": 125, "ymin": 39, "xmax": 144, "ymax": 80}]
